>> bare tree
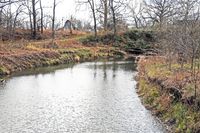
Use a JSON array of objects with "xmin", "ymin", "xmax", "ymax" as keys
[
  {"xmin": 88, "ymin": 0, "xmax": 97, "ymax": 37},
  {"xmin": 76, "ymin": 0, "xmax": 97, "ymax": 37},
  {"xmin": 0, "ymin": 0, "xmax": 20, "ymax": 40},
  {"xmin": 126, "ymin": 0, "xmax": 144, "ymax": 28},
  {"xmin": 177, "ymin": 0, "xmax": 199, "ymax": 20},
  {"xmin": 108, "ymin": 0, "xmax": 127, "ymax": 34},
  {"xmin": 97, "ymin": 0, "xmax": 108, "ymax": 31},
  {"xmin": 22, "ymin": 0, "xmax": 33, "ymax": 33},
  {"xmin": 144, "ymin": 0, "xmax": 176, "ymax": 29},
  {"xmin": 43, "ymin": 14, "xmax": 51, "ymax": 30},
  {"xmin": 0, "ymin": 0, "xmax": 19, "ymax": 9},
  {"xmin": 160, "ymin": 0, "xmax": 200, "ymax": 101},
  {"xmin": 12, "ymin": 4, "xmax": 24, "ymax": 39}
]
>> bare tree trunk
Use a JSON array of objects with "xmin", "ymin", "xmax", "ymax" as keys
[
  {"xmin": 103, "ymin": 0, "xmax": 108, "ymax": 31},
  {"xmin": 110, "ymin": 0, "xmax": 116, "ymax": 35},
  {"xmin": 12, "ymin": 12, "xmax": 19, "ymax": 40},
  {"xmin": 52, "ymin": 0, "xmax": 56, "ymax": 39},
  {"xmin": 92, "ymin": 8, "xmax": 97, "ymax": 37},
  {"xmin": 39, "ymin": 0, "xmax": 43, "ymax": 34},
  {"xmin": 29, "ymin": 12, "xmax": 33, "ymax": 32},
  {"xmin": 32, "ymin": 0, "xmax": 37, "ymax": 39},
  {"xmin": 12, "ymin": 5, "xmax": 23, "ymax": 40},
  {"xmin": 77, "ymin": 0, "xmax": 97, "ymax": 37},
  {"xmin": 88, "ymin": 0, "xmax": 97, "ymax": 38},
  {"xmin": 7, "ymin": 3, "xmax": 12, "ymax": 40},
  {"xmin": 27, "ymin": 0, "xmax": 33, "ymax": 34},
  {"xmin": 134, "ymin": 17, "xmax": 139, "ymax": 29}
]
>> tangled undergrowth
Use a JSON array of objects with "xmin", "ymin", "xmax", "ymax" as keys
[
  {"xmin": 80, "ymin": 30, "xmax": 157, "ymax": 55},
  {"xmin": 137, "ymin": 56, "xmax": 200, "ymax": 132}
]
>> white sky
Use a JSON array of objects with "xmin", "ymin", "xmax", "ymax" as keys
[
  {"xmin": 9, "ymin": 0, "xmax": 141, "ymax": 27},
  {"xmin": 42, "ymin": 0, "xmax": 91, "ymax": 22},
  {"xmin": 41, "ymin": 0, "xmax": 141, "ymax": 22}
]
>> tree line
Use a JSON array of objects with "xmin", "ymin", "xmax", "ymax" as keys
[
  {"xmin": 1, "ymin": 0, "xmax": 200, "ymax": 59},
  {"xmin": 1, "ymin": 0, "xmax": 200, "ymax": 37}
]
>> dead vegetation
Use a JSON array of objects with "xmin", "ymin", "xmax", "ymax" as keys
[
  {"xmin": 137, "ymin": 56, "xmax": 200, "ymax": 132},
  {"xmin": 0, "ymin": 33, "xmax": 124, "ymax": 76}
]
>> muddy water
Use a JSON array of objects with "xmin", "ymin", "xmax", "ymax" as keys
[{"xmin": 0, "ymin": 61, "xmax": 166, "ymax": 133}]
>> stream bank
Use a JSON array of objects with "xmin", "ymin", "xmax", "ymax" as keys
[
  {"xmin": 0, "ymin": 46, "xmax": 126, "ymax": 77},
  {"xmin": 136, "ymin": 56, "xmax": 200, "ymax": 133},
  {"xmin": 0, "ymin": 30, "xmax": 157, "ymax": 77}
]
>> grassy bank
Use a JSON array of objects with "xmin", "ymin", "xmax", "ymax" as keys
[
  {"xmin": 137, "ymin": 56, "xmax": 200, "ymax": 132},
  {"xmin": 0, "ymin": 30, "xmax": 157, "ymax": 77},
  {"xmin": 0, "ymin": 37, "xmax": 125, "ymax": 77}
]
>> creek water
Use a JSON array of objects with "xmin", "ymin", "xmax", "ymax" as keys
[{"xmin": 0, "ymin": 61, "xmax": 166, "ymax": 133}]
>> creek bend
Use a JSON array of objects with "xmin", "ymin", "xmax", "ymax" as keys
[{"xmin": 0, "ymin": 61, "xmax": 166, "ymax": 133}]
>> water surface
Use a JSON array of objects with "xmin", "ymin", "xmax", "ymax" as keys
[{"xmin": 0, "ymin": 61, "xmax": 166, "ymax": 133}]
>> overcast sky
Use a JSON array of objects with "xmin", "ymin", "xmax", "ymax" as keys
[
  {"xmin": 41, "ymin": 0, "xmax": 141, "ymax": 22},
  {"xmin": 9, "ymin": 0, "xmax": 141, "ymax": 27},
  {"xmin": 42, "ymin": 0, "xmax": 91, "ymax": 22}
]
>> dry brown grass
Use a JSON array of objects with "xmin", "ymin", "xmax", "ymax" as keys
[
  {"xmin": 138, "ymin": 56, "xmax": 200, "ymax": 104},
  {"xmin": 137, "ymin": 56, "xmax": 200, "ymax": 132},
  {"xmin": 0, "ymin": 32, "xmax": 122, "ymax": 76}
]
